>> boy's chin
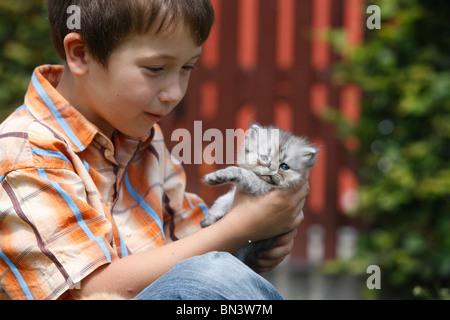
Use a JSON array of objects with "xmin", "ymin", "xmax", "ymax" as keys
[{"xmin": 120, "ymin": 125, "xmax": 155, "ymax": 140}]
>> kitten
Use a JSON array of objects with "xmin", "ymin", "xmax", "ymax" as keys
[{"xmin": 200, "ymin": 123, "xmax": 318, "ymax": 269}]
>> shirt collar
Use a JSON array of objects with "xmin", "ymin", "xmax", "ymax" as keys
[
  {"xmin": 116, "ymin": 126, "xmax": 156, "ymax": 150},
  {"xmin": 24, "ymin": 65, "xmax": 100, "ymax": 153}
]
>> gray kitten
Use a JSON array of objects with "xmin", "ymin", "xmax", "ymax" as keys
[{"xmin": 200, "ymin": 124, "xmax": 318, "ymax": 269}]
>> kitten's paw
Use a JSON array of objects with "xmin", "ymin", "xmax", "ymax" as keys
[
  {"xmin": 200, "ymin": 214, "xmax": 220, "ymax": 227},
  {"xmin": 203, "ymin": 172, "xmax": 229, "ymax": 186}
]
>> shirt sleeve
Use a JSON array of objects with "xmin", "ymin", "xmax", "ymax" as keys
[{"xmin": 0, "ymin": 168, "xmax": 118, "ymax": 300}]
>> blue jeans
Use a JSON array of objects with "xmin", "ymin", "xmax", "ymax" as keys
[{"xmin": 135, "ymin": 251, "xmax": 283, "ymax": 300}]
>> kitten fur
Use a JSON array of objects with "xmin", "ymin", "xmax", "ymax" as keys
[{"xmin": 200, "ymin": 123, "xmax": 318, "ymax": 269}]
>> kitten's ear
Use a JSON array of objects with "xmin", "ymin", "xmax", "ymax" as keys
[
  {"xmin": 246, "ymin": 122, "xmax": 261, "ymax": 141},
  {"xmin": 249, "ymin": 122, "xmax": 262, "ymax": 130},
  {"xmin": 303, "ymin": 147, "xmax": 319, "ymax": 167}
]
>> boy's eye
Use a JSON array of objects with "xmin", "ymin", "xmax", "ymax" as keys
[
  {"xmin": 182, "ymin": 65, "xmax": 197, "ymax": 72},
  {"xmin": 145, "ymin": 67, "xmax": 164, "ymax": 74},
  {"xmin": 145, "ymin": 65, "xmax": 196, "ymax": 74},
  {"xmin": 279, "ymin": 163, "xmax": 290, "ymax": 171}
]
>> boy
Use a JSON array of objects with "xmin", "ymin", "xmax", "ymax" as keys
[{"xmin": 0, "ymin": 0, "xmax": 309, "ymax": 300}]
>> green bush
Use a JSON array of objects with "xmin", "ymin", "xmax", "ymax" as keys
[
  {"xmin": 0, "ymin": 0, "xmax": 61, "ymax": 120},
  {"xmin": 326, "ymin": 0, "xmax": 450, "ymax": 299}
]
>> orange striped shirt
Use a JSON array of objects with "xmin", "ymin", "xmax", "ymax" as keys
[{"xmin": 0, "ymin": 65, "xmax": 208, "ymax": 300}]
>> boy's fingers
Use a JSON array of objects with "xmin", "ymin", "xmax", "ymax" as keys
[
  {"xmin": 259, "ymin": 229, "xmax": 296, "ymax": 260},
  {"xmin": 255, "ymin": 258, "xmax": 285, "ymax": 273},
  {"xmin": 275, "ymin": 228, "xmax": 298, "ymax": 247},
  {"xmin": 299, "ymin": 180, "xmax": 310, "ymax": 198},
  {"xmin": 290, "ymin": 210, "xmax": 304, "ymax": 230},
  {"xmin": 255, "ymin": 229, "xmax": 298, "ymax": 272},
  {"xmin": 293, "ymin": 180, "xmax": 309, "ymax": 215}
]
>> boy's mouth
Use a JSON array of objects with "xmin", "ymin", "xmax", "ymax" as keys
[{"xmin": 145, "ymin": 112, "xmax": 164, "ymax": 122}]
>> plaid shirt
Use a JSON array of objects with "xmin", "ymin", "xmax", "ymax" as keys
[{"xmin": 0, "ymin": 65, "xmax": 208, "ymax": 300}]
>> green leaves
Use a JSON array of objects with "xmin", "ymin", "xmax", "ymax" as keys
[
  {"xmin": 0, "ymin": 0, "xmax": 61, "ymax": 119},
  {"xmin": 326, "ymin": 0, "xmax": 450, "ymax": 299}
]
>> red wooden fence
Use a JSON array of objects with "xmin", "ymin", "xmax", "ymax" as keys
[{"xmin": 160, "ymin": 0, "xmax": 365, "ymax": 262}]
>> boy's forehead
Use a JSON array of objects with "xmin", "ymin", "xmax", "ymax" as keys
[
  {"xmin": 117, "ymin": 26, "xmax": 202, "ymax": 60},
  {"xmin": 141, "ymin": 52, "xmax": 203, "ymax": 62}
]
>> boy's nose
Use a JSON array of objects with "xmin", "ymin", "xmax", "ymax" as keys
[{"xmin": 158, "ymin": 77, "xmax": 186, "ymax": 105}]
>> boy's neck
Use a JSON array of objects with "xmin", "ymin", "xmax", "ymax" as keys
[{"xmin": 55, "ymin": 64, "xmax": 75, "ymax": 103}]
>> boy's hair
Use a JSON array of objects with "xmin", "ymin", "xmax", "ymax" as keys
[{"xmin": 47, "ymin": 0, "xmax": 215, "ymax": 65}]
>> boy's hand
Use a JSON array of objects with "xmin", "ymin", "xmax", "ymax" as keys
[
  {"xmin": 228, "ymin": 175, "xmax": 310, "ymax": 242},
  {"xmin": 253, "ymin": 227, "xmax": 300, "ymax": 273},
  {"xmin": 228, "ymin": 171, "xmax": 310, "ymax": 272}
]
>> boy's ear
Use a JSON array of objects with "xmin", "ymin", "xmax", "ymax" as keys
[{"xmin": 63, "ymin": 33, "xmax": 89, "ymax": 77}]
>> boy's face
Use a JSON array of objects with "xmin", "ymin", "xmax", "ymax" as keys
[{"xmin": 81, "ymin": 26, "xmax": 202, "ymax": 139}]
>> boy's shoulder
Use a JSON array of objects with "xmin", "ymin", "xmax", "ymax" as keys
[{"xmin": 0, "ymin": 106, "xmax": 71, "ymax": 177}]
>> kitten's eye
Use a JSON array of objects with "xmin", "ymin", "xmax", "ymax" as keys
[
  {"xmin": 279, "ymin": 163, "xmax": 290, "ymax": 171},
  {"xmin": 259, "ymin": 155, "xmax": 268, "ymax": 162}
]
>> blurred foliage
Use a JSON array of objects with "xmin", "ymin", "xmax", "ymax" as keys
[
  {"xmin": 324, "ymin": 0, "xmax": 450, "ymax": 299},
  {"xmin": 0, "ymin": 0, "xmax": 61, "ymax": 120}
]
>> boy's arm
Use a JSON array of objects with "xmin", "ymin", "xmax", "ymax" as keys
[
  {"xmin": 0, "ymin": 168, "xmax": 119, "ymax": 300},
  {"xmin": 72, "ymin": 183, "xmax": 308, "ymax": 299},
  {"xmin": 73, "ymin": 212, "xmax": 249, "ymax": 299}
]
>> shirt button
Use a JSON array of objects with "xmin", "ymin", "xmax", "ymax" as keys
[{"xmin": 123, "ymin": 226, "xmax": 133, "ymax": 237}]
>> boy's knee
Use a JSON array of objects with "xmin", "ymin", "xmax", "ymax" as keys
[
  {"xmin": 180, "ymin": 251, "xmax": 241, "ymax": 271},
  {"xmin": 172, "ymin": 251, "xmax": 283, "ymax": 300},
  {"xmin": 177, "ymin": 251, "xmax": 250, "ymax": 281},
  {"xmin": 136, "ymin": 251, "xmax": 283, "ymax": 300}
]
